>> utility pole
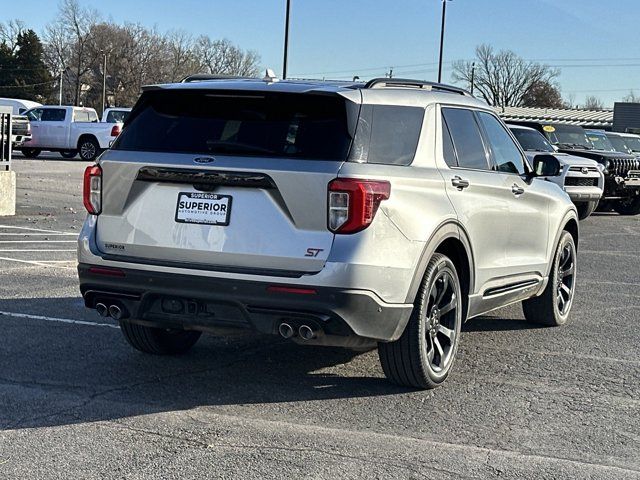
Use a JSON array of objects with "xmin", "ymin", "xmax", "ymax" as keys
[
  {"xmin": 282, "ymin": 0, "xmax": 291, "ymax": 79},
  {"xmin": 437, "ymin": 0, "xmax": 451, "ymax": 83},
  {"xmin": 101, "ymin": 52, "xmax": 107, "ymax": 115},
  {"xmin": 470, "ymin": 62, "xmax": 475, "ymax": 94},
  {"xmin": 58, "ymin": 70, "xmax": 63, "ymax": 105}
]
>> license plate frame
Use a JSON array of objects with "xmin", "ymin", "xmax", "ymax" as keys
[
  {"xmin": 175, "ymin": 192, "xmax": 232, "ymax": 226},
  {"xmin": 627, "ymin": 170, "xmax": 640, "ymax": 179}
]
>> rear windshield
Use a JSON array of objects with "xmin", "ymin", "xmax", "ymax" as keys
[
  {"xmin": 105, "ymin": 110, "xmax": 129, "ymax": 123},
  {"xmin": 113, "ymin": 90, "xmax": 352, "ymax": 160},
  {"xmin": 510, "ymin": 128, "xmax": 554, "ymax": 153}
]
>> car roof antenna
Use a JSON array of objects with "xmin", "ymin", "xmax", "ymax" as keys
[{"xmin": 263, "ymin": 68, "xmax": 279, "ymax": 83}]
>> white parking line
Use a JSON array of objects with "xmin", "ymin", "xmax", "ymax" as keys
[
  {"xmin": 0, "ymin": 233, "xmax": 77, "ymax": 236},
  {"xmin": 0, "ymin": 240, "xmax": 77, "ymax": 243},
  {"xmin": 0, "ymin": 249, "xmax": 76, "ymax": 252},
  {"xmin": 0, "ymin": 225, "xmax": 76, "ymax": 234},
  {"xmin": 0, "ymin": 310, "xmax": 119, "ymax": 329},
  {"xmin": 0, "ymin": 256, "xmax": 76, "ymax": 269}
]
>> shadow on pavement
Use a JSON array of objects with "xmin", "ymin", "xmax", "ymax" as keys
[{"xmin": 0, "ymin": 297, "xmax": 411, "ymax": 431}]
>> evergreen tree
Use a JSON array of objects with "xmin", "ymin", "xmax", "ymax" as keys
[{"xmin": 12, "ymin": 30, "xmax": 52, "ymax": 101}]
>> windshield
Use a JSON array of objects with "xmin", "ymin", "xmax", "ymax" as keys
[
  {"xmin": 586, "ymin": 132, "xmax": 616, "ymax": 152},
  {"xmin": 607, "ymin": 135, "xmax": 631, "ymax": 154},
  {"xmin": 510, "ymin": 128, "xmax": 554, "ymax": 152},
  {"xmin": 543, "ymin": 124, "xmax": 594, "ymax": 149},
  {"xmin": 114, "ymin": 90, "xmax": 352, "ymax": 160},
  {"xmin": 623, "ymin": 135, "xmax": 640, "ymax": 153}
]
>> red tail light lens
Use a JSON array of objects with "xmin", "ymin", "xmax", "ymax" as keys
[
  {"xmin": 110, "ymin": 125, "xmax": 121, "ymax": 137},
  {"xmin": 83, "ymin": 165, "xmax": 102, "ymax": 215},
  {"xmin": 328, "ymin": 178, "xmax": 390, "ymax": 234}
]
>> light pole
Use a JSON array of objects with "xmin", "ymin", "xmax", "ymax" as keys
[
  {"xmin": 282, "ymin": 0, "xmax": 291, "ymax": 79},
  {"xmin": 101, "ymin": 51, "xmax": 107, "ymax": 116},
  {"xmin": 58, "ymin": 70, "xmax": 63, "ymax": 105},
  {"xmin": 437, "ymin": 0, "xmax": 452, "ymax": 83}
]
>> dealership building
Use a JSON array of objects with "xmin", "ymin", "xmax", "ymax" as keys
[{"xmin": 497, "ymin": 103, "xmax": 640, "ymax": 133}]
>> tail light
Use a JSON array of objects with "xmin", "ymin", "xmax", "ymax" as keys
[
  {"xmin": 110, "ymin": 125, "xmax": 121, "ymax": 137},
  {"xmin": 328, "ymin": 178, "xmax": 390, "ymax": 234},
  {"xmin": 83, "ymin": 165, "xmax": 102, "ymax": 215}
]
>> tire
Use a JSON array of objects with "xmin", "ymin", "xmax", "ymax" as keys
[
  {"xmin": 20, "ymin": 148, "xmax": 40, "ymax": 158},
  {"xmin": 119, "ymin": 321, "xmax": 202, "ymax": 355},
  {"xmin": 378, "ymin": 253, "xmax": 463, "ymax": 389},
  {"xmin": 60, "ymin": 150, "xmax": 78, "ymax": 159},
  {"xmin": 576, "ymin": 201, "xmax": 598, "ymax": 220},
  {"xmin": 78, "ymin": 137, "xmax": 101, "ymax": 161},
  {"xmin": 523, "ymin": 231, "xmax": 576, "ymax": 326},
  {"xmin": 595, "ymin": 200, "xmax": 612, "ymax": 212},
  {"xmin": 613, "ymin": 197, "xmax": 640, "ymax": 216}
]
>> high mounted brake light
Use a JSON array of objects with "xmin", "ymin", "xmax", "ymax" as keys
[
  {"xmin": 83, "ymin": 165, "xmax": 102, "ymax": 215},
  {"xmin": 328, "ymin": 178, "xmax": 390, "ymax": 234}
]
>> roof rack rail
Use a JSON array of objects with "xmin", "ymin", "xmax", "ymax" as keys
[
  {"xmin": 364, "ymin": 78, "xmax": 472, "ymax": 96},
  {"xmin": 180, "ymin": 74, "xmax": 252, "ymax": 83}
]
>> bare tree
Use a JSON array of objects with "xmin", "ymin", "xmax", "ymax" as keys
[
  {"xmin": 0, "ymin": 19, "xmax": 26, "ymax": 53},
  {"xmin": 521, "ymin": 80, "xmax": 565, "ymax": 108},
  {"xmin": 43, "ymin": 0, "xmax": 101, "ymax": 105},
  {"xmin": 194, "ymin": 37, "xmax": 260, "ymax": 77},
  {"xmin": 623, "ymin": 91, "xmax": 639, "ymax": 103},
  {"xmin": 583, "ymin": 95, "xmax": 604, "ymax": 110},
  {"xmin": 452, "ymin": 44, "xmax": 559, "ymax": 107}
]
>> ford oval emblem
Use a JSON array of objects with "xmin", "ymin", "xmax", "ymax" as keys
[{"xmin": 194, "ymin": 157, "xmax": 215, "ymax": 164}]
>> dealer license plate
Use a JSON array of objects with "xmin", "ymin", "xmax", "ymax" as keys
[{"xmin": 175, "ymin": 192, "xmax": 232, "ymax": 226}]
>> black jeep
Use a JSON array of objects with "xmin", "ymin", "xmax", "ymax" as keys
[{"xmin": 509, "ymin": 121, "xmax": 640, "ymax": 215}]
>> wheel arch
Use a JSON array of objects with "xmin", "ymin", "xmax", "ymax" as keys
[
  {"xmin": 77, "ymin": 133, "xmax": 99, "ymax": 149},
  {"xmin": 545, "ymin": 210, "xmax": 579, "ymax": 277},
  {"xmin": 406, "ymin": 221, "xmax": 475, "ymax": 321}
]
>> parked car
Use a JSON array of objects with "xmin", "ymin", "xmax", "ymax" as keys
[
  {"xmin": 509, "ymin": 122, "xmax": 640, "ymax": 215},
  {"xmin": 605, "ymin": 131, "xmax": 640, "ymax": 158},
  {"xmin": 101, "ymin": 107, "xmax": 131, "ymax": 123},
  {"xmin": 508, "ymin": 124, "xmax": 603, "ymax": 219},
  {"xmin": 0, "ymin": 97, "xmax": 42, "ymax": 115},
  {"xmin": 0, "ymin": 98, "xmax": 36, "ymax": 149},
  {"xmin": 78, "ymin": 77, "xmax": 579, "ymax": 389},
  {"xmin": 21, "ymin": 106, "xmax": 122, "ymax": 161}
]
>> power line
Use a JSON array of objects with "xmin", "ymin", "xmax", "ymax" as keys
[{"xmin": 0, "ymin": 79, "xmax": 57, "ymax": 88}]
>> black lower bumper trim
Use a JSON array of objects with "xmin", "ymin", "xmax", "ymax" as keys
[{"xmin": 78, "ymin": 264, "xmax": 413, "ymax": 343}]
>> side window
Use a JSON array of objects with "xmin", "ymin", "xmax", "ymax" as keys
[
  {"xmin": 88, "ymin": 110, "xmax": 99, "ymax": 123},
  {"xmin": 441, "ymin": 116, "xmax": 457, "ymax": 167},
  {"xmin": 368, "ymin": 105, "xmax": 424, "ymax": 165},
  {"xmin": 477, "ymin": 112, "xmax": 526, "ymax": 175},
  {"xmin": 441, "ymin": 107, "xmax": 489, "ymax": 170},
  {"xmin": 27, "ymin": 108, "xmax": 43, "ymax": 121},
  {"xmin": 41, "ymin": 109, "xmax": 66, "ymax": 122}
]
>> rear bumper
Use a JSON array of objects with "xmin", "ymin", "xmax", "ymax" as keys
[{"xmin": 78, "ymin": 263, "xmax": 413, "ymax": 344}]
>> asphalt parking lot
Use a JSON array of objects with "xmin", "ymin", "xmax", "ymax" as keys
[{"xmin": 1, "ymin": 156, "xmax": 639, "ymax": 479}]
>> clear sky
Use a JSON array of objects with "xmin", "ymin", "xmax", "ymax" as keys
[{"xmin": 4, "ymin": 0, "xmax": 640, "ymax": 107}]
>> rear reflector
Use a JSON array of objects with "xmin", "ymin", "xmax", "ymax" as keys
[
  {"xmin": 88, "ymin": 266, "xmax": 126, "ymax": 277},
  {"xmin": 83, "ymin": 165, "xmax": 102, "ymax": 215},
  {"xmin": 266, "ymin": 285, "xmax": 318, "ymax": 295}
]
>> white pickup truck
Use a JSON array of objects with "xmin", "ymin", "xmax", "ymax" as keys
[{"xmin": 21, "ymin": 106, "xmax": 122, "ymax": 161}]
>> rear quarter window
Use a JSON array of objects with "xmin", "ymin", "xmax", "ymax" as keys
[{"xmin": 350, "ymin": 105, "xmax": 424, "ymax": 165}]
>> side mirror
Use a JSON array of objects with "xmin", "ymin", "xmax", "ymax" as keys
[{"xmin": 532, "ymin": 154, "xmax": 561, "ymax": 177}]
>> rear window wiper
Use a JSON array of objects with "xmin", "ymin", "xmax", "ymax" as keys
[{"xmin": 205, "ymin": 140, "xmax": 278, "ymax": 156}]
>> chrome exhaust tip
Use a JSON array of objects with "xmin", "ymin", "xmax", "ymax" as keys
[
  {"xmin": 299, "ymin": 325, "xmax": 316, "ymax": 341},
  {"xmin": 108, "ymin": 305, "xmax": 123, "ymax": 320},
  {"xmin": 95, "ymin": 303, "xmax": 109, "ymax": 317},
  {"xmin": 278, "ymin": 322, "xmax": 295, "ymax": 339}
]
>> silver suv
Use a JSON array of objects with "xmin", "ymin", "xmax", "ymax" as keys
[{"xmin": 78, "ymin": 77, "xmax": 579, "ymax": 389}]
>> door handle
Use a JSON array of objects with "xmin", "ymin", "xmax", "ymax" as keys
[
  {"xmin": 451, "ymin": 176, "xmax": 470, "ymax": 190},
  {"xmin": 511, "ymin": 184, "xmax": 525, "ymax": 195}
]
